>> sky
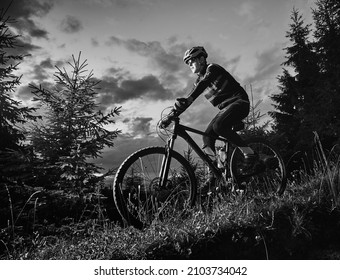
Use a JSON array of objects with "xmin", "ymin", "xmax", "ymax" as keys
[{"xmin": 2, "ymin": 0, "xmax": 317, "ymax": 172}]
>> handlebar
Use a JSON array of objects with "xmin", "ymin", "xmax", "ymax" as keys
[{"xmin": 158, "ymin": 108, "xmax": 178, "ymax": 129}]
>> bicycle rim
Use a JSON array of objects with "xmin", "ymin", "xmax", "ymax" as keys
[
  {"xmin": 230, "ymin": 138, "xmax": 287, "ymax": 196},
  {"xmin": 113, "ymin": 146, "xmax": 197, "ymax": 228}
]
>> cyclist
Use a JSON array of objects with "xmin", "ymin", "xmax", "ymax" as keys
[{"xmin": 161, "ymin": 46, "xmax": 257, "ymax": 191}]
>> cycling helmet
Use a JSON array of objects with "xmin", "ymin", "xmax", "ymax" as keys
[{"xmin": 183, "ymin": 46, "xmax": 208, "ymax": 64}]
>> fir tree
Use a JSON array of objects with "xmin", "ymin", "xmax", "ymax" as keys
[
  {"xmin": 0, "ymin": 6, "xmax": 38, "ymax": 185},
  {"xmin": 243, "ymin": 86, "xmax": 271, "ymax": 138},
  {"xmin": 29, "ymin": 53, "xmax": 121, "ymax": 192},
  {"xmin": 0, "ymin": 7, "xmax": 37, "ymax": 151},
  {"xmin": 270, "ymin": 8, "xmax": 320, "ymax": 157},
  {"xmin": 312, "ymin": 0, "xmax": 340, "ymax": 149}
]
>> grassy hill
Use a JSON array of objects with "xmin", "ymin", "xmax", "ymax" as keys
[{"xmin": 1, "ymin": 162, "xmax": 339, "ymax": 260}]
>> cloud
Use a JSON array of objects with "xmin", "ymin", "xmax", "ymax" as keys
[
  {"xmin": 39, "ymin": 58, "xmax": 55, "ymax": 69},
  {"xmin": 91, "ymin": 133, "xmax": 165, "ymax": 172},
  {"xmin": 106, "ymin": 36, "xmax": 241, "ymax": 86},
  {"xmin": 3, "ymin": 0, "xmax": 53, "ymax": 18},
  {"xmin": 27, "ymin": 58, "xmax": 65, "ymax": 82},
  {"xmin": 96, "ymin": 73, "xmax": 173, "ymax": 111},
  {"xmin": 123, "ymin": 117, "xmax": 153, "ymax": 138},
  {"xmin": 244, "ymin": 44, "xmax": 284, "ymax": 84},
  {"xmin": 105, "ymin": 36, "xmax": 202, "ymax": 97},
  {"xmin": 31, "ymin": 65, "xmax": 50, "ymax": 81},
  {"xmin": 235, "ymin": 1, "xmax": 273, "ymax": 34},
  {"xmin": 8, "ymin": 36, "xmax": 42, "ymax": 56},
  {"xmin": 122, "ymin": 75, "xmax": 171, "ymax": 99},
  {"xmin": 83, "ymin": 0, "xmax": 157, "ymax": 14},
  {"xmin": 59, "ymin": 15, "xmax": 83, "ymax": 33},
  {"xmin": 107, "ymin": 36, "xmax": 184, "ymax": 73},
  {"xmin": 18, "ymin": 18, "xmax": 49, "ymax": 39},
  {"xmin": 237, "ymin": 44, "xmax": 286, "ymax": 123},
  {"xmin": 16, "ymin": 85, "xmax": 33, "ymax": 101},
  {"xmin": 16, "ymin": 80, "xmax": 54, "ymax": 102},
  {"xmin": 238, "ymin": 2, "xmax": 256, "ymax": 18},
  {"xmin": 3, "ymin": 0, "xmax": 52, "ymax": 39},
  {"xmin": 91, "ymin": 38, "xmax": 99, "ymax": 47}
]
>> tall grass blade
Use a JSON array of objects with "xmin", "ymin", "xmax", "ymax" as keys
[
  {"xmin": 313, "ymin": 131, "xmax": 339, "ymax": 207},
  {"xmin": 4, "ymin": 185, "xmax": 15, "ymax": 237}
]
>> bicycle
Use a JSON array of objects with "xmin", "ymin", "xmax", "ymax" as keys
[{"xmin": 113, "ymin": 108, "xmax": 287, "ymax": 229}]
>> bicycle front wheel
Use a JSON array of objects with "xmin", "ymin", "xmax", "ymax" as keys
[
  {"xmin": 113, "ymin": 146, "xmax": 197, "ymax": 229},
  {"xmin": 230, "ymin": 138, "xmax": 287, "ymax": 196}
]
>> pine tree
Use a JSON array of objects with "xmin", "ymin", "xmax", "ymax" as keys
[
  {"xmin": 0, "ymin": 6, "xmax": 38, "ymax": 185},
  {"xmin": 0, "ymin": 7, "xmax": 36, "ymax": 151},
  {"xmin": 29, "ymin": 53, "xmax": 121, "ymax": 193},
  {"xmin": 243, "ymin": 86, "xmax": 271, "ymax": 138},
  {"xmin": 269, "ymin": 8, "xmax": 320, "ymax": 157},
  {"xmin": 313, "ymin": 0, "xmax": 340, "ymax": 82},
  {"xmin": 312, "ymin": 0, "xmax": 340, "ymax": 149}
]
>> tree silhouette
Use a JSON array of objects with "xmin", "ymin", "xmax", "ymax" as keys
[
  {"xmin": 312, "ymin": 0, "xmax": 340, "ymax": 149},
  {"xmin": 29, "ymin": 53, "xmax": 121, "ymax": 192},
  {"xmin": 270, "ymin": 8, "xmax": 321, "ymax": 158},
  {"xmin": 0, "ymin": 7, "xmax": 37, "ymax": 151},
  {"xmin": 0, "ymin": 6, "xmax": 38, "ymax": 185}
]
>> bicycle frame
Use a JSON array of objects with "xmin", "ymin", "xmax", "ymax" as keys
[{"xmin": 159, "ymin": 117, "xmax": 230, "ymax": 187}]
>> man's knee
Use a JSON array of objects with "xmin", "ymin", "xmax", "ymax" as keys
[{"xmin": 203, "ymin": 135, "xmax": 215, "ymax": 151}]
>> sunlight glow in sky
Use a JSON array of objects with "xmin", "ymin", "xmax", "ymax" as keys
[{"xmin": 3, "ymin": 0, "xmax": 316, "ymax": 171}]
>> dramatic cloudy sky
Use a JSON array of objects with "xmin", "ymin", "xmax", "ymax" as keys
[{"xmin": 3, "ymin": 0, "xmax": 316, "ymax": 172}]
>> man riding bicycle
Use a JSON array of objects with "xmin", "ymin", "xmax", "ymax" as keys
[{"xmin": 161, "ymin": 46, "xmax": 257, "ymax": 191}]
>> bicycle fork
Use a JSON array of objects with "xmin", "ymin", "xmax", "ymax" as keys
[{"xmin": 158, "ymin": 135, "xmax": 176, "ymax": 188}]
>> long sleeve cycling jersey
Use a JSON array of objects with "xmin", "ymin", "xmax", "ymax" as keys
[{"xmin": 185, "ymin": 63, "xmax": 249, "ymax": 110}]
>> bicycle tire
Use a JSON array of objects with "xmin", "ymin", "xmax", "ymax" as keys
[
  {"xmin": 230, "ymin": 137, "xmax": 287, "ymax": 196},
  {"xmin": 113, "ymin": 146, "xmax": 197, "ymax": 229}
]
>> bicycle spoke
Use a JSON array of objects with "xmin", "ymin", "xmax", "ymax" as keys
[
  {"xmin": 230, "ymin": 138, "xmax": 286, "ymax": 196},
  {"xmin": 113, "ymin": 147, "xmax": 196, "ymax": 227}
]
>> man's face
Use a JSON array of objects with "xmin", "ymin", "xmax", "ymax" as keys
[{"xmin": 187, "ymin": 58, "xmax": 201, "ymax": 74}]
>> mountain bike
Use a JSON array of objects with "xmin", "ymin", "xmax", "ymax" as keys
[{"xmin": 113, "ymin": 108, "xmax": 287, "ymax": 229}]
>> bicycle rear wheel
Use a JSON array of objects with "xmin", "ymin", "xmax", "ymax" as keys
[
  {"xmin": 113, "ymin": 146, "xmax": 197, "ymax": 229},
  {"xmin": 230, "ymin": 137, "xmax": 287, "ymax": 196}
]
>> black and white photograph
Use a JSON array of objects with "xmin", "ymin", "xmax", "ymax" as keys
[{"xmin": 0, "ymin": 0, "xmax": 339, "ymax": 278}]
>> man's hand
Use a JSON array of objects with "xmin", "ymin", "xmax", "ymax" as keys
[
  {"xmin": 159, "ymin": 116, "xmax": 172, "ymax": 128},
  {"xmin": 159, "ymin": 109, "xmax": 177, "ymax": 128},
  {"xmin": 174, "ymin": 97, "xmax": 189, "ymax": 113}
]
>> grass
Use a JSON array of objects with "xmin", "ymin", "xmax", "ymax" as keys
[
  {"xmin": 2, "ymin": 173, "xmax": 340, "ymax": 260},
  {"xmin": 1, "ymin": 142, "xmax": 340, "ymax": 259}
]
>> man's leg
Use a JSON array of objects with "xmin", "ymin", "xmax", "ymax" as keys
[
  {"xmin": 213, "ymin": 101, "xmax": 256, "ymax": 161},
  {"xmin": 203, "ymin": 115, "xmax": 219, "ymax": 161},
  {"xmin": 201, "ymin": 116, "xmax": 219, "ymax": 192}
]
